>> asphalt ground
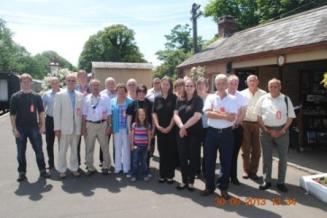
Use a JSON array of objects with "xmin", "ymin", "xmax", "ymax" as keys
[{"xmin": 0, "ymin": 113, "xmax": 326, "ymax": 218}]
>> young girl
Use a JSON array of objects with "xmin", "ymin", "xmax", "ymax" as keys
[{"xmin": 131, "ymin": 108, "xmax": 152, "ymax": 181}]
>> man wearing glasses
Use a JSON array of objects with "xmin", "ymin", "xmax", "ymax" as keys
[{"xmin": 82, "ymin": 79, "xmax": 112, "ymax": 176}]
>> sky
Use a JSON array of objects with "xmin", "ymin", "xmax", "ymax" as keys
[{"xmin": 0, "ymin": 0, "xmax": 217, "ymax": 67}]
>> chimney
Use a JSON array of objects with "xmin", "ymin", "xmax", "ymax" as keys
[{"xmin": 218, "ymin": 15, "xmax": 236, "ymax": 37}]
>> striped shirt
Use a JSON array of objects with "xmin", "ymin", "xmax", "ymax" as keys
[{"xmin": 132, "ymin": 123, "xmax": 151, "ymax": 147}]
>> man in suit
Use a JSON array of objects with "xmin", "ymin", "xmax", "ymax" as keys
[{"xmin": 53, "ymin": 73, "xmax": 83, "ymax": 179}]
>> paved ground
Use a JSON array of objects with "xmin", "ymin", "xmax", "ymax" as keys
[{"xmin": 0, "ymin": 113, "xmax": 326, "ymax": 218}]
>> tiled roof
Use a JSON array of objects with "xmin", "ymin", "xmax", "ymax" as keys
[{"xmin": 178, "ymin": 5, "xmax": 327, "ymax": 68}]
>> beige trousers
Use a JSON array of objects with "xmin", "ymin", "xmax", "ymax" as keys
[
  {"xmin": 56, "ymin": 134, "xmax": 79, "ymax": 173},
  {"xmin": 85, "ymin": 122, "xmax": 111, "ymax": 171}
]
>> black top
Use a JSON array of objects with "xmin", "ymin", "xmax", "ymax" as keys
[
  {"xmin": 126, "ymin": 99, "xmax": 153, "ymax": 125},
  {"xmin": 10, "ymin": 91, "xmax": 44, "ymax": 128},
  {"xmin": 153, "ymin": 93, "xmax": 177, "ymax": 128},
  {"xmin": 175, "ymin": 95, "xmax": 203, "ymax": 135}
]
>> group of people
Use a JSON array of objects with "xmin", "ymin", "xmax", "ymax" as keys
[{"xmin": 10, "ymin": 70, "xmax": 296, "ymax": 200}]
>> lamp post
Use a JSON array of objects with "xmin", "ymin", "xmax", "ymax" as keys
[{"xmin": 49, "ymin": 61, "xmax": 59, "ymax": 76}]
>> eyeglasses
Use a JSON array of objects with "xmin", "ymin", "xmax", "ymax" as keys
[{"xmin": 67, "ymin": 80, "xmax": 76, "ymax": 82}]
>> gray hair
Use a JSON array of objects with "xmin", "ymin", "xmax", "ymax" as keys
[
  {"xmin": 126, "ymin": 78, "xmax": 137, "ymax": 85},
  {"xmin": 268, "ymin": 78, "xmax": 281, "ymax": 86},
  {"xmin": 246, "ymin": 74, "xmax": 258, "ymax": 83},
  {"xmin": 105, "ymin": 77, "xmax": 116, "ymax": 84},
  {"xmin": 227, "ymin": 74, "xmax": 239, "ymax": 83},
  {"xmin": 89, "ymin": 79, "xmax": 100, "ymax": 86},
  {"xmin": 215, "ymin": 74, "xmax": 227, "ymax": 82}
]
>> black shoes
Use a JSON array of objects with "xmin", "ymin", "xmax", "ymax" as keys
[
  {"xmin": 277, "ymin": 183, "xmax": 288, "ymax": 192},
  {"xmin": 102, "ymin": 169, "xmax": 109, "ymax": 176},
  {"xmin": 200, "ymin": 189, "xmax": 214, "ymax": 196},
  {"xmin": 17, "ymin": 173, "xmax": 27, "ymax": 182},
  {"xmin": 259, "ymin": 182, "xmax": 272, "ymax": 190},
  {"xmin": 40, "ymin": 171, "xmax": 51, "ymax": 179},
  {"xmin": 231, "ymin": 178, "xmax": 241, "ymax": 186},
  {"xmin": 86, "ymin": 170, "xmax": 96, "ymax": 176},
  {"xmin": 176, "ymin": 184, "xmax": 187, "ymax": 190},
  {"xmin": 187, "ymin": 184, "xmax": 195, "ymax": 192},
  {"xmin": 250, "ymin": 174, "xmax": 259, "ymax": 180},
  {"xmin": 221, "ymin": 190, "xmax": 231, "ymax": 200},
  {"xmin": 259, "ymin": 182, "xmax": 288, "ymax": 192},
  {"xmin": 158, "ymin": 178, "xmax": 174, "ymax": 184}
]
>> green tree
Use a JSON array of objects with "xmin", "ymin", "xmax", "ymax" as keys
[
  {"xmin": 0, "ymin": 19, "xmax": 22, "ymax": 72},
  {"xmin": 154, "ymin": 24, "xmax": 204, "ymax": 79},
  {"xmin": 155, "ymin": 49, "xmax": 191, "ymax": 79},
  {"xmin": 33, "ymin": 50, "xmax": 77, "ymax": 77},
  {"xmin": 0, "ymin": 19, "xmax": 75, "ymax": 79},
  {"xmin": 204, "ymin": 0, "xmax": 258, "ymax": 30},
  {"xmin": 164, "ymin": 24, "xmax": 193, "ymax": 52},
  {"xmin": 256, "ymin": 0, "xmax": 327, "ymax": 22},
  {"xmin": 79, "ymin": 24, "xmax": 146, "ymax": 72},
  {"xmin": 204, "ymin": 0, "xmax": 327, "ymax": 31}
]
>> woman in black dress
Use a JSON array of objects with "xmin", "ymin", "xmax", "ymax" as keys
[
  {"xmin": 152, "ymin": 76, "xmax": 177, "ymax": 184},
  {"xmin": 174, "ymin": 77, "xmax": 203, "ymax": 191}
]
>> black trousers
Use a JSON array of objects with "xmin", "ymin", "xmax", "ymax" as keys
[
  {"xmin": 146, "ymin": 137, "xmax": 155, "ymax": 168},
  {"xmin": 157, "ymin": 131, "xmax": 177, "ymax": 179},
  {"xmin": 218, "ymin": 126, "xmax": 243, "ymax": 181},
  {"xmin": 45, "ymin": 115, "xmax": 55, "ymax": 167},
  {"xmin": 77, "ymin": 136, "xmax": 82, "ymax": 166},
  {"xmin": 206, "ymin": 127, "xmax": 234, "ymax": 191},
  {"xmin": 177, "ymin": 134, "xmax": 201, "ymax": 185}
]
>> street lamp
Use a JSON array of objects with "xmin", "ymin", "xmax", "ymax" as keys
[{"xmin": 49, "ymin": 61, "xmax": 59, "ymax": 76}]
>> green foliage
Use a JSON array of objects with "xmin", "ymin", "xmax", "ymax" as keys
[
  {"xmin": 78, "ymin": 24, "xmax": 146, "ymax": 72},
  {"xmin": 32, "ymin": 51, "xmax": 77, "ymax": 79},
  {"xmin": 154, "ymin": 49, "xmax": 191, "ymax": 79},
  {"xmin": 190, "ymin": 66, "xmax": 206, "ymax": 81},
  {"xmin": 164, "ymin": 24, "xmax": 193, "ymax": 52},
  {"xmin": 154, "ymin": 24, "xmax": 205, "ymax": 79},
  {"xmin": 204, "ymin": 0, "xmax": 259, "ymax": 30},
  {"xmin": 0, "ymin": 18, "xmax": 76, "ymax": 79},
  {"xmin": 204, "ymin": 0, "xmax": 327, "ymax": 31}
]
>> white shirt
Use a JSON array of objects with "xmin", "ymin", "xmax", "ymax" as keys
[
  {"xmin": 83, "ymin": 94, "xmax": 111, "ymax": 122},
  {"xmin": 203, "ymin": 93, "xmax": 238, "ymax": 129},
  {"xmin": 100, "ymin": 89, "xmax": 117, "ymax": 100},
  {"xmin": 227, "ymin": 90, "xmax": 248, "ymax": 123},
  {"xmin": 146, "ymin": 88, "xmax": 161, "ymax": 103},
  {"xmin": 241, "ymin": 88, "xmax": 266, "ymax": 121},
  {"xmin": 255, "ymin": 93, "xmax": 296, "ymax": 127}
]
